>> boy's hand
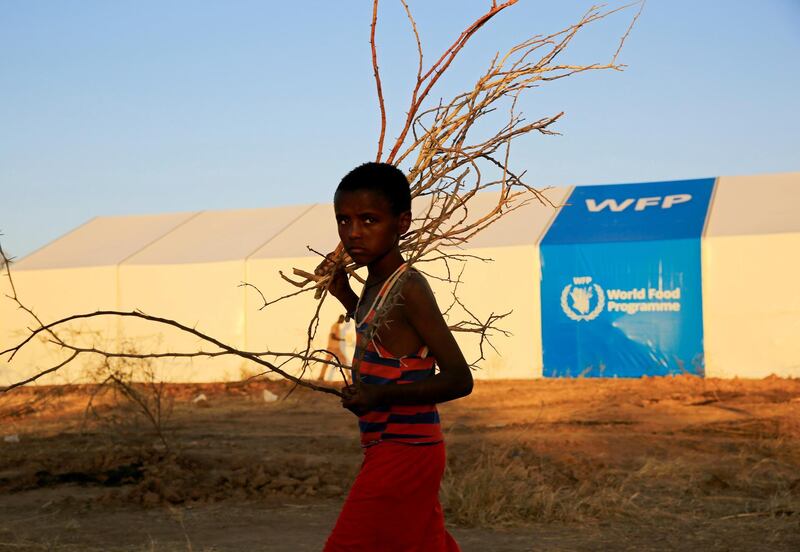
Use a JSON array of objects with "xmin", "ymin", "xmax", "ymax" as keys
[
  {"xmin": 341, "ymin": 384, "xmax": 382, "ymax": 416},
  {"xmin": 315, "ymin": 253, "xmax": 354, "ymax": 305}
]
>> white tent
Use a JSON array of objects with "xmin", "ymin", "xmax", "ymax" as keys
[
  {"xmin": 0, "ymin": 212, "xmax": 196, "ymax": 384},
  {"xmin": 2, "ymin": 172, "xmax": 798, "ymax": 385},
  {"xmin": 702, "ymin": 173, "xmax": 800, "ymax": 378},
  {"xmin": 115, "ymin": 206, "xmax": 319, "ymax": 381}
]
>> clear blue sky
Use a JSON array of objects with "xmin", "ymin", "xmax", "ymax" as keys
[{"xmin": 2, "ymin": 0, "xmax": 799, "ymax": 259}]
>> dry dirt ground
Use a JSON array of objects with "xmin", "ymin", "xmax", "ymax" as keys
[{"xmin": 1, "ymin": 377, "xmax": 799, "ymax": 551}]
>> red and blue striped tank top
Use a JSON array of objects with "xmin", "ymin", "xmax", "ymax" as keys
[{"xmin": 354, "ymin": 264, "xmax": 444, "ymax": 448}]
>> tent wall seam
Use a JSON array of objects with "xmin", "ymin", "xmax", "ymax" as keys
[
  {"xmin": 243, "ymin": 203, "xmax": 319, "ymax": 261},
  {"xmin": 114, "ymin": 210, "xmax": 205, "ymax": 356},
  {"xmin": 534, "ymin": 185, "xmax": 573, "ymax": 280},
  {"xmin": 116, "ymin": 210, "xmax": 206, "ymax": 267},
  {"xmin": 701, "ymin": 177, "xmax": 720, "ymax": 239},
  {"xmin": 700, "ymin": 176, "xmax": 720, "ymax": 377},
  {"xmin": 700, "ymin": 177, "xmax": 719, "ymax": 377},
  {"xmin": 13, "ymin": 216, "xmax": 99, "ymax": 269},
  {"xmin": 242, "ymin": 203, "xmax": 318, "ymax": 354}
]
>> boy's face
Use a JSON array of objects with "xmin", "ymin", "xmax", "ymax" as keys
[{"xmin": 334, "ymin": 189, "xmax": 411, "ymax": 267}]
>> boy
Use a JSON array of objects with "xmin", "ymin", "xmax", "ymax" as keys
[{"xmin": 319, "ymin": 162, "xmax": 472, "ymax": 551}]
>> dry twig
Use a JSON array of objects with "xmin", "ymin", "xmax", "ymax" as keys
[{"xmin": 285, "ymin": 1, "xmax": 643, "ymax": 381}]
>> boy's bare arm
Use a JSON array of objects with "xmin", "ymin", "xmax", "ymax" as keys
[{"xmin": 345, "ymin": 272, "xmax": 473, "ymax": 411}]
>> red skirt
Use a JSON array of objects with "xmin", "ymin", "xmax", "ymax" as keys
[{"xmin": 324, "ymin": 441, "xmax": 460, "ymax": 552}]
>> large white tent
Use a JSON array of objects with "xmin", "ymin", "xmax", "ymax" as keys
[
  {"xmin": 1, "ymin": 172, "xmax": 798, "ymax": 385},
  {"xmin": 702, "ymin": 173, "xmax": 800, "ymax": 378}
]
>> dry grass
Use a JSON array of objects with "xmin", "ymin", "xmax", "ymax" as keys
[
  {"xmin": 437, "ymin": 376, "xmax": 800, "ymax": 530},
  {"xmin": 2, "ymin": 378, "xmax": 800, "ymax": 550},
  {"xmin": 0, "ymin": 535, "xmax": 209, "ymax": 552},
  {"xmin": 442, "ymin": 437, "xmax": 635, "ymax": 526},
  {"xmin": 441, "ymin": 412, "xmax": 800, "ymax": 528}
]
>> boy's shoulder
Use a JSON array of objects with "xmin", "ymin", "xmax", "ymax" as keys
[
  {"xmin": 397, "ymin": 267, "xmax": 440, "ymax": 316},
  {"xmin": 400, "ymin": 266, "xmax": 432, "ymax": 293}
]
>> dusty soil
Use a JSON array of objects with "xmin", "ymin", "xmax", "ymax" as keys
[{"xmin": 1, "ymin": 376, "xmax": 799, "ymax": 551}]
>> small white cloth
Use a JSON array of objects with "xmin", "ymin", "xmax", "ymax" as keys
[{"xmin": 341, "ymin": 319, "xmax": 356, "ymax": 365}]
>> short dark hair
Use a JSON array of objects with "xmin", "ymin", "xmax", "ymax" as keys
[{"xmin": 336, "ymin": 162, "xmax": 411, "ymax": 214}]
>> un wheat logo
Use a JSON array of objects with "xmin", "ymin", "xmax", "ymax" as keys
[{"xmin": 560, "ymin": 277, "xmax": 605, "ymax": 321}]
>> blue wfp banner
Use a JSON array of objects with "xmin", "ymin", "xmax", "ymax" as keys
[{"xmin": 540, "ymin": 178, "xmax": 716, "ymax": 377}]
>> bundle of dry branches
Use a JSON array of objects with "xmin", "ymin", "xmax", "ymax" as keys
[
  {"xmin": 279, "ymin": 0, "xmax": 643, "ymax": 382},
  {"xmin": 1, "ymin": 1, "xmax": 642, "ymax": 395}
]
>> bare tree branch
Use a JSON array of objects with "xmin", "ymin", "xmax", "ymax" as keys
[{"xmin": 371, "ymin": 0, "xmax": 387, "ymax": 161}]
